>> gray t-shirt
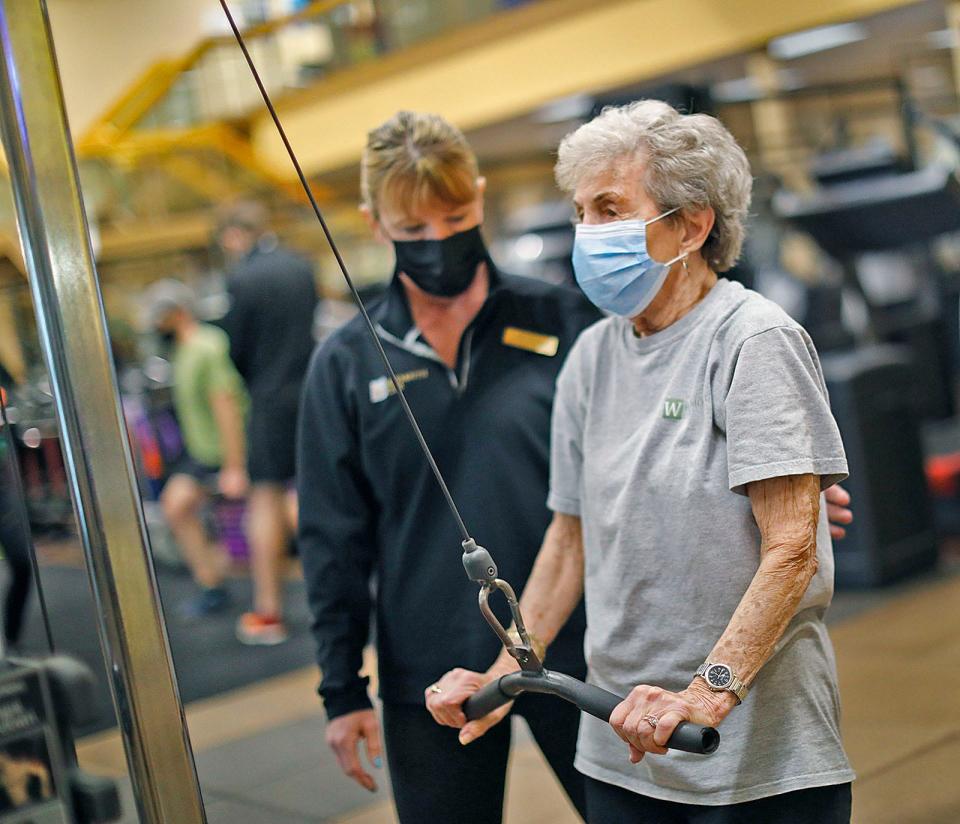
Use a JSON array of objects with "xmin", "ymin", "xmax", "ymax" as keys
[{"xmin": 548, "ymin": 279, "xmax": 855, "ymax": 805}]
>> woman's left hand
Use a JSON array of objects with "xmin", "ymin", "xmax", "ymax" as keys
[{"xmin": 609, "ymin": 681, "xmax": 736, "ymax": 763}]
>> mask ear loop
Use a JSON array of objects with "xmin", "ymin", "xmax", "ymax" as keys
[{"xmin": 655, "ymin": 207, "xmax": 689, "ymax": 272}]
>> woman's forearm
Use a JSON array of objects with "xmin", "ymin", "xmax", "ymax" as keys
[
  {"xmin": 692, "ymin": 474, "xmax": 821, "ymax": 710},
  {"xmin": 492, "ymin": 512, "xmax": 584, "ymax": 671}
]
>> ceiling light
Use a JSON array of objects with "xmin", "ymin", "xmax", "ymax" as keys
[
  {"xmin": 514, "ymin": 234, "xmax": 545, "ymax": 262},
  {"xmin": 926, "ymin": 28, "xmax": 960, "ymax": 50},
  {"xmin": 711, "ymin": 69, "xmax": 805, "ymax": 103},
  {"xmin": 711, "ymin": 77, "xmax": 762, "ymax": 104},
  {"xmin": 768, "ymin": 22, "xmax": 868, "ymax": 60},
  {"xmin": 533, "ymin": 94, "xmax": 594, "ymax": 124}
]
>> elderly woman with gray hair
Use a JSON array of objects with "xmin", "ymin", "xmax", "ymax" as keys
[{"xmin": 427, "ymin": 100, "xmax": 854, "ymax": 823}]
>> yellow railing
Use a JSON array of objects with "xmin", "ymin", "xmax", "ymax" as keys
[
  {"xmin": 79, "ymin": 0, "xmax": 350, "ymax": 150},
  {"xmin": 75, "ymin": 0, "xmax": 354, "ymax": 208}
]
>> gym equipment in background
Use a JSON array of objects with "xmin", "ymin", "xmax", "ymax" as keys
[
  {"xmin": 774, "ymin": 151, "xmax": 960, "ymax": 422},
  {"xmin": 0, "ymin": 656, "xmax": 120, "ymax": 823},
  {"xmin": 821, "ymin": 346, "xmax": 938, "ymax": 587},
  {"xmin": 775, "ymin": 138, "xmax": 960, "ymax": 577},
  {"xmin": 774, "ymin": 159, "xmax": 960, "ymax": 259}
]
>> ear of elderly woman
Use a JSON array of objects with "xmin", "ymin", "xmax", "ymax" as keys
[{"xmin": 428, "ymin": 101, "xmax": 853, "ymax": 820}]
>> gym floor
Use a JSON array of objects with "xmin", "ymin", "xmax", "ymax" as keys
[{"xmin": 65, "ymin": 552, "xmax": 959, "ymax": 824}]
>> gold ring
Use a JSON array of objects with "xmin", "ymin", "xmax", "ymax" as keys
[{"xmin": 429, "ymin": 684, "xmax": 442, "ymax": 694}]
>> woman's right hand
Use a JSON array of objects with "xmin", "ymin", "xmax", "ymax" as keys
[
  {"xmin": 325, "ymin": 708, "xmax": 383, "ymax": 792},
  {"xmin": 824, "ymin": 483, "xmax": 853, "ymax": 540},
  {"xmin": 425, "ymin": 659, "xmax": 517, "ymax": 745}
]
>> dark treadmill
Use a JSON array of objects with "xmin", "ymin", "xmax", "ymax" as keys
[{"xmin": 773, "ymin": 163, "xmax": 960, "ymax": 258}]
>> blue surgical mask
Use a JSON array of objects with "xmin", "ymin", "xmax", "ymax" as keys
[{"xmin": 572, "ymin": 209, "xmax": 684, "ymax": 317}]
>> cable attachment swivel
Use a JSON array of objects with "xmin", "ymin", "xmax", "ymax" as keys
[
  {"xmin": 461, "ymin": 538, "xmax": 498, "ymax": 583},
  {"xmin": 463, "ymin": 540, "xmax": 541, "ymax": 672},
  {"xmin": 478, "ymin": 579, "xmax": 543, "ymax": 673}
]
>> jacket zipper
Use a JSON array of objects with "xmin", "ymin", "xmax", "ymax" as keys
[{"xmin": 375, "ymin": 323, "xmax": 474, "ymax": 395}]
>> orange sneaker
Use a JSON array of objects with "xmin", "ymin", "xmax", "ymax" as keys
[{"xmin": 236, "ymin": 612, "xmax": 288, "ymax": 646}]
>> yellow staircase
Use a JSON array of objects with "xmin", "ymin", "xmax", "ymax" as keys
[{"xmin": 76, "ymin": 1, "xmax": 352, "ymax": 208}]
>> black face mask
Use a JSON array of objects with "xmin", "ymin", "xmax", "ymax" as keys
[{"xmin": 392, "ymin": 225, "xmax": 488, "ymax": 297}]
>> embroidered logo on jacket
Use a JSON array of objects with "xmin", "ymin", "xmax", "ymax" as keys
[{"xmin": 369, "ymin": 369, "xmax": 430, "ymax": 403}]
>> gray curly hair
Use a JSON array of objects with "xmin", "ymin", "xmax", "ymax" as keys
[{"xmin": 555, "ymin": 100, "xmax": 752, "ymax": 272}]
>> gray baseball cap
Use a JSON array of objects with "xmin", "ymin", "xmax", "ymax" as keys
[{"xmin": 141, "ymin": 279, "xmax": 196, "ymax": 330}]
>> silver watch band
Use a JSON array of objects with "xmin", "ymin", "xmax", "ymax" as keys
[{"xmin": 696, "ymin": 662, "xmax": 748, "ymax": 703}]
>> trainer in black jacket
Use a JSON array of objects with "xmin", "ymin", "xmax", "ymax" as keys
[{"xmin": 297, "ymin": 264, "xmax": 600, "ymax": 717}]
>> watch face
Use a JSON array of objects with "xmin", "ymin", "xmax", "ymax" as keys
[{"xmin": 706, "ymin": 664, "xmax": 732, "ymax": 689}]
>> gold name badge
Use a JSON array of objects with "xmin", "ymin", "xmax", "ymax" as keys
[{"xmin": 501, "ymin": 327, "xmax": 559, "ymax": 357}]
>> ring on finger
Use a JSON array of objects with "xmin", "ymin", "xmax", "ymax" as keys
[
  {"xmin": 642, "ymin": 714, "xmax": 659, "ymax": 729},
  {"xmin": 429, "ymin": 684, "xmax": 443, "ymax": 694}
]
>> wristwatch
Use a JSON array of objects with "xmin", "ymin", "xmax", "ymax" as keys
[{"xmin": 695, "ymin": 662, "xmax": 748, "ymax": 703}]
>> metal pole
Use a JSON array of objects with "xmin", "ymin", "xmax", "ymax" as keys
[{"xmin": 0, "ymin": 2, "xmax": 206, "ymax": 822}]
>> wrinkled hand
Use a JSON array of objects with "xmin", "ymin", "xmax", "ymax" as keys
[
  {"xmin": 218, "ymin": 466, "xmax": 249, "ymax": 499},
  {"xmin": 825, "ymin": 484, "xmax": 853, "ymax": 540},
  {"xmin": 425, "ymin": 660, "xmax": 517, "ymax": 745},
  {"xmin": 325, "ymin": 709, "xmax": 383, "ymax": 792},
  {"xmin": 609, "ymin": 682, "xmax": 734, "ymax": 764}
]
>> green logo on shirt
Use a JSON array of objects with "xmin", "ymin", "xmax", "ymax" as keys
[{"xmin": 663, "ymin": 399, "xmax": 685, "ymax": 420}]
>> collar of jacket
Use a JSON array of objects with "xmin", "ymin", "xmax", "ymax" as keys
[{"xmin": 373, "ymin": 255, "xmax": 504, "ymax": 339}]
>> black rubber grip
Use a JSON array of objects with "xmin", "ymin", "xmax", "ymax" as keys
[
  {"xmin": 666, "ymin": 721, "xmax": 720, "ymax": 754},
  {"xmin": 463, "ymin": 670, "xmax": 719, "ymax": 755},
  {"xmin": 463, "ymin": 679, "xmax": 512, "ymax": 720}
]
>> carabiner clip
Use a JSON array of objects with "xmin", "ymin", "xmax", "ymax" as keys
[{"xmin": 478, "ymin": 579, "xmax": 543, "ymax": 673}]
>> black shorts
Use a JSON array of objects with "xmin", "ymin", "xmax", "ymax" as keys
[
  {"xmin": 169, "ymin": 456, "xmax": 220, "ymax": 489},
  {"xmin": 584, "ymin": 775, "xmax": 852, "ymax": 824},
  {"xmin": 247, "ymin": 384, "xmax": 301, "ymax": 484}
]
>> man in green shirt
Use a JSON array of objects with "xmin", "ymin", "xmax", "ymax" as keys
[{"xmin": 145, "ymin": 280, "xmax": 249, "ymax": 617}]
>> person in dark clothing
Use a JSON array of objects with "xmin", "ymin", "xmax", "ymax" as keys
[
  {"xmin": 297, "ymin": 112, "xmax": 599, "ymax": 823},
  {"xmin": 217, "ymin": 201, "xmax": 319, "ymax": 645},
  {"xmin": 0, "ymin": 382, "xmax": 33, "ymax": 650},
  {"xmin": 0, "ymin": 450, "xmax": 31, "ymax": 650}
]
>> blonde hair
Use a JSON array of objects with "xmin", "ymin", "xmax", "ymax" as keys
[
  {"xmin": 555, "ymin": 100, "xmax": 752, "ymax": 272},
  {"xmin": 361, "ymin": 111, "xmax": 479, "ymax": 218}
]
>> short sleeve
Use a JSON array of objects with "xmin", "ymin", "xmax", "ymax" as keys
[
  {"xmin": 203, "ymin": 332, "xmax": 246, "ymax": 398},
  {"xmin": 547, "ymin": 338, "xmax": 587, "ymax": 515},
  {"xmin": 724, "ymin": 326, "xmax": 848, "ymax": 495}
]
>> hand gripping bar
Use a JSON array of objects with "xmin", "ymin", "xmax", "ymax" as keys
[{"xmin": 463, "ymin": 670, "xmax": 720, "ymax": 755}]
